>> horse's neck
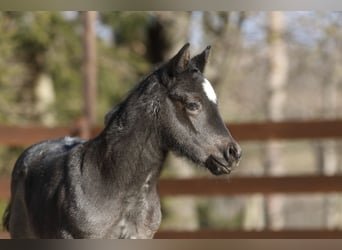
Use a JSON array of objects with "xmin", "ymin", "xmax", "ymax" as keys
[{"xmin": 81, "ymin": 113, "xmax": 166, "ymax": 196}]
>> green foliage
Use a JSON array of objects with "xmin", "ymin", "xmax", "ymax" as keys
[
  {"xmin": 0, "ymin": 12, "xmax": 84, "ymax": 124},
  {"xmin": 100, "ymin": 12, "xmax": 150, "ymax": 46},
  {"xmin": 0, "ymin": 13, "xmax": 26, "ymax": 123},
  {"xmin": 97, "ymin": 43, "xmax": 150, "ymax": 122},
  {"xmin": 0, "ymin": 11, "xmax": 151, "ymax": 125}
]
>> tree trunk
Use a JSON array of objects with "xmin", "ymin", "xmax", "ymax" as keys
[
  {"xmin": 264, "ymin": 11, "xmax": 288, "ymax": 230},
  {"xmin": 147, "ymin": 12, "xmax": 199, "ymax": 230},
  {"xmin": 82, "ymin": 11, "xmax": 97, "ymax": 139},
  {"xmin": 318, "ymin": 51, "xmax": 339, "ymax": 229},
  {"xmin": 146, "ymin": 12, "xmax": 190, "ymax": 64},
  {"xmin": 34, "ymin": 73, "xmax": 56, "ymax": 126}
]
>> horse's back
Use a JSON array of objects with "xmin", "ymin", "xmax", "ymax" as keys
[
  {"xmin": 5, "ymin": 136, "xmax": 85, "ymax": 238},
  {"xmin": 20, "ymin": 136, "xmax": 83, "ymax": 168},
  {"xmin": 11, "ymin": 136, "xmax": 85, "ymax": 189}
]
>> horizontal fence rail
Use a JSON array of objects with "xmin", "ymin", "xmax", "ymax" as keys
[
  {"xmin": 1, "ymin": 230, "xmax": 342, "ymax": 239},
  {"xmin": 154, "ymin": 229, "xmax": 342, "ymax": 239},
  {"xmin": 229, "ymin": 119, "xmax": 342, "ymax": 141},
  {"xmin": 2, "ymin": 175, "xmax": 342, "ymax": 200},
  {"xmin": 158, "ymin": 176, "xmax": 342, "ymax": 196},
  {"xmin": 1, "ymin": 119, "xmax": 342, "ymax": 146}
]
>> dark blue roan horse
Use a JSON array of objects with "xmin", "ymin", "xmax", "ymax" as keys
[{"xmin": 2, "ymin": 43, "xmax": 242, "ymax": 239}]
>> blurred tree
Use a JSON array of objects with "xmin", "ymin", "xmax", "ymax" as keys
[
  {"xmin": 201, "ymin": 12, "xmax": 246, "ymax": 87},
  {"xmin": 100, "ymin": 12, "xmax": 149, "ymax": 56},
  {"xmin": 81, "ymin": 11, "xmax": 97, "ymax": 138},
  {"xmin": 315, "ymin": 14, "xmax": 340, "ymax": 229},
  {"xmin": 0, "ymin": 12, "xmax": 24, "ymax": 123},
  {"xmin": 0, "ymin": 12, "xmax": 84, "ymax": 124},
  {"xmin": 146, "ymin": 12, "xmax": 191, "ymax": 64},
  {"xmin": 97, "ymin": 11, "xmax": 150, "ymax": 123},
  {"xmin": 145, "ymin": 11, "xmax": 200, "ymax": 231},
  {"xmin": 264, "ymin": 11, "xmax": 288, "ymax": 230}
]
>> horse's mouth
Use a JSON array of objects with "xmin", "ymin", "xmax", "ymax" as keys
[{"xmin": 205, "ymin": 156, "xmax": 233, "ymax": 175}]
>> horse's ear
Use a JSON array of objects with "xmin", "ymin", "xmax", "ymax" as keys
[
  {"xmin": 167, "ymin": 43, "xmax": 191, "ymax": 76},
  {"xmin": 191, "ymin": 45, "xmax": 211, "ymax": 73}
]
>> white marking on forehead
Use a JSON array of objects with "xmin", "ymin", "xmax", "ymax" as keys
[{"xmin": 202, "ymin": 78, "xmax": 217, "ymax": 104}]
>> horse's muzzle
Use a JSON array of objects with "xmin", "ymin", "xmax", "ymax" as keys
[{"xmin": 205, "ymin": 142, "xmax": 242, "ymax": 175}]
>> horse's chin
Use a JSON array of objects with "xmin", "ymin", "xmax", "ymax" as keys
[{"xmin": 205, "ymin": 156, "xmax": 233, "ymax": 176}]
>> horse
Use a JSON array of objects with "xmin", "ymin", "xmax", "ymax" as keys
[{"xmin": 2, "ymin": 43, "xmax": 242, "ymax": 239}]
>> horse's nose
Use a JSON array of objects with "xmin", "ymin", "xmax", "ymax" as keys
[{"xmin": 224, "ymin": 142, "xmax": 242, "ymax": 163}]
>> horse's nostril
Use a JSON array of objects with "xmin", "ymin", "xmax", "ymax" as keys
[
  {"xmin": 227, "ymin": 143, "xmax": 242, "ymax": 161},
  {"xmin": 223, "ymin": 143, "xmax": 242, "ymax": 163}
]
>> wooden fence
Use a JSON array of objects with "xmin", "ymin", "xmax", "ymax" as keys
[
  {"xmin": 1, "ymin": 119, "xmax": 342, "ymax": 146},
  {"xmin": 1, "ymin": 119, "xmax": 342, "ymax": 238}
]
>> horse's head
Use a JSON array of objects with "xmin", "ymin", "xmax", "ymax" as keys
[{"xmin": 158, "ymin": 43, "xmax": 242, "ymax": 175}]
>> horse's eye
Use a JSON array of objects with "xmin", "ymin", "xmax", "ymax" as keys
[
  {"xmin": 191, "ymin": 68, "xmax": 200, "ymax": 74},
  {"xmin": 185, "ymin": 102, "xmax": 201, "ymax": 112}
]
